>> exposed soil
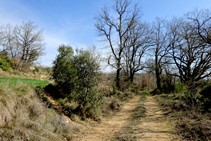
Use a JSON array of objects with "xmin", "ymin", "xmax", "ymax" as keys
[
  {"xmin": 138, "ymin": 96, "xmax": 180, "ymax": 141},
  {"xmin": 38, "ymin": 88, "xmax": 65, "ymax": 116},
  {"xmin": 75, "ymin": 95, "xmax": 180, "ymax": 141},
  {"xmin": 44, "ymin": 92, "xmax": 180, "ymax": 141},
  {"xmin": 75, "ymin": 95, "xmax": 142, "ymax": 141},
  {"xmin": 44, "ymin": 92, "xmax": 65, "ymax": 116}
]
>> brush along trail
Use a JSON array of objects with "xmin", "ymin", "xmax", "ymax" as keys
[{"xmin": 75, "ymin": 95, "xmax": 180, "ymax": 141}]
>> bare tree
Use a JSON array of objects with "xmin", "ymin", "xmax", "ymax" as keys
[
  {"xmin": 0, "ymin": 24, "xmax": 17, "ymax": 58},
  {"xmin": 168, "ymin": 17, "xmax": 211, "ymax": 108},
  {"xmin": 0, "ymin": 21, "xmax": 45, "ymax": 69},
  {"xmin": 95, "ymin": 0, "xmax": 142, "ymax": 89},
  {"xmin": 123, "ymin": 22, "xmax": 153, "ymax": 84},
  {"xmin": 0, "ymin": 26, "xmax": 4, "ymax": 47},
  {"xmin": 185, "ymin": 8, "xmax": 211, "ymax": 44},
  {"xmin": 13, "ymin": 21, "xmax": 45, "ymax": 69},
  {"xmin": 152, "ymin": 18, "xmax": 170, "ymax": 89}
]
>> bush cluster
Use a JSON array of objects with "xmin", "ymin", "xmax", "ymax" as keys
[
  {"xmin": 0, "ymin": 55, "xmax": 13, "ymax": 71},
  {"xmin": 52, "ymin": 45, "xmax": 101, "ymax": 120},
  {"xmin": 175, "ymin": 82, "xmax": 186, "ymax": 93}
]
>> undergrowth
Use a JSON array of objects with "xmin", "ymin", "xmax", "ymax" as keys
[
  {"xmin": 0, "ymin": 82, "xmax": 78, "ymax": 141},
  {"xmin": 0, "ymin": 56, "xmax": 13, "ymax": 71},
  {"xmin": 40, "ymin": 84, "xmax": 138, "ymax": 122},
  {"xmin": 130, "ymin": 95, "xmax": 146, "ymax": 124},
  {"xmin": 155, "ymin": 93, "xmax": 211, "ymax": 140}
]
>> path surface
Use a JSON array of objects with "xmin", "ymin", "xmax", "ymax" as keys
[
  {"xmin": 139, "ymin": 96, "xmax": 179, "ymax": 141},
  {"xmin": 78, "ymin": 95, "xmax": 141, "ymax": 141},
  {"xmin": 75, "ymin": 95, "xmax": 180, "ymax": 141}
]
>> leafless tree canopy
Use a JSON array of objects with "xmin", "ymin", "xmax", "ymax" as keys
[
  {"xmin": 95, "ymin": 0, "xmax": 149, "ymax": 88},
  {"xmin": 123, "ymin": 22, "xmax": 153, "ymax": 83},
  {"xmin": 164, "ymin": 11, "xmax": 211, "ymax": 107},
  {"xmin": 185, "ymin": 8, "xmax": 211, "ymax": 44},
  {"xmin": 168, "ymin": 16, "xmax": 211, "ymax": 84},
  {"xmin": 152, "ymin": 18, "xmax": 170, "ymax": 89},
  {"xmin": 0, "ymin": 21, "xmax": 45, "ymax": 69}
]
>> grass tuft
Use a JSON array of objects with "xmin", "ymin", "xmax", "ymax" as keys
[
  {"xmin": 155, "ymin": 93, "xmax": 211, "ymax": 140},
  {"xmin": 0, "ymin": 82, "xmax": 78, "ymax": 140},
  {"xmin": 114, "ymin": 95, "xmax": 146, "ymax": 141}
]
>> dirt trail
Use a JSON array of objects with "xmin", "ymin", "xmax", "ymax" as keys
[
  {"xmin": 78, "ymin": 95, "xmax": 141, "ymax": 141},
  {"xmin": 76, "ymin": 95, "xmax": 180, "ymax": 141},
  {"xmin": 139, "ymin": 96, "xmax": 179, "ymax": 141},
  {"xmin": 43, "ymin": 91, "xmax": 180, "ymax": 141}
]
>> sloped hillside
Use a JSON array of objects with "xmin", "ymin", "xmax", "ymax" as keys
[{"xmin": 0, "ymin": 82, "xmax": 78, "ymax": 141}]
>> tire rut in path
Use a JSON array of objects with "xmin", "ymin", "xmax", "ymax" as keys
[
  {"xmin": 139, "ymin": 96, "xmax": 180, "ymax": 141},
  {"xmin": 80, "ymin": 95, "xmax": 141, "ymax": 141}
]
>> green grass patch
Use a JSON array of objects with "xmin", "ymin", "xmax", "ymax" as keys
[
  {"xmin": 0, "ymin": 77, "xmax": 49, "ymax": 88},
  {"xmin": 143, "ymin": 91, "xmax": 149, "ymax": 96}
]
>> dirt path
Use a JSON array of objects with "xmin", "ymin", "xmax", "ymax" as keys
[
  {"xmin": 77, "ymin": 95, "xmax": 141, "ymax": 141},
  {"xmin": 43, "ymin": 90, "xmax": 180, "ymax": 141},
  {"xmin": 139, "ymin": 96, "xmax": 179, "ymax": 141},
  {"xmin": 75, "ymin": 95, "xmax": 180, "ymax": 141}
]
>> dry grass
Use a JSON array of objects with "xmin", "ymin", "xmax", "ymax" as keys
[
  {"xmin": 0, "ymin": 67, "xmax": 50, "ymax": 81},
  {"xmin": 155, "ymin": 94, "xmax": 211, "ymax": 140},
  {"xmin": 114, "ymin": 95, "xmax": 146, "ymax": 141},
  {"xmin": 0, "ymin": 82, "xmax": 78, "ymax": 141}
]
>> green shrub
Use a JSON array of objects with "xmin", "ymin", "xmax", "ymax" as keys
[
  {"xmin": 160, "ymin": 75, "xmax": 175, "ymax": 93},
  {"xmin": 175, "ymin": 82, "xmax": 186, "ymax": 93},
  {"xmin": 0, "ymin": 55, "xmax": 13, "ymax": 71},
  {"xmin": 129, "ymin": 84, "xmax": 138, "ymax": 93},
  {"xmin": 52, "ymin": 45, "xmax": 102, "ymax": 120},
  {"xmin": 143, "ymin": 91, "xmax": 149, "ymax": 96},
  {"xmin": 34, "ymin": 67, "xmax": 40, "ymax": 73},
  {"xmin": 52, "ymin": 45, "xmax": 76, "ymax": 94},
  {"xmin": 45, "ymin": 67, "xmax": 51, "ymax": 74}
]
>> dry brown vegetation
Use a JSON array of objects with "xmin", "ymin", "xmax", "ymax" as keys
[
  {"xmin": 0, "ymin": 82, "xmax": 78, "ymax": 140},
  {"xmin": 155, "ymin": 93, "xmax": 211, "ymax": 140},
  {"xmin": 0, "ymin": 67, "xmax": 50, "ymax": 81}
]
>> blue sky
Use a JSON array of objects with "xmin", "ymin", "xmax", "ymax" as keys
[{"xmin": 0, "ymin": 0, "xmax": 211, "ymax": 71}]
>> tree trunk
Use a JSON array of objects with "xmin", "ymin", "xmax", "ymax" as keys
[
  {"xmin": 129, "ymin": 71, "xmax": 134, "ymax": 84},
  {"xmin": 155, "ymin": 67, "xmax": 161, "ymax": 89},
  {"xmin": 116, "ymin": 68, "xmax": 120, "ymax": 90},
  {"xmin": 155, "ymin": 54, "xmax": 161, "ymax": 89}
]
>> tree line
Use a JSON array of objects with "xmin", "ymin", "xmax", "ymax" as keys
[{"xmin": 95, "ymin": 0, "xmax": 211, "ymax": 107}]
